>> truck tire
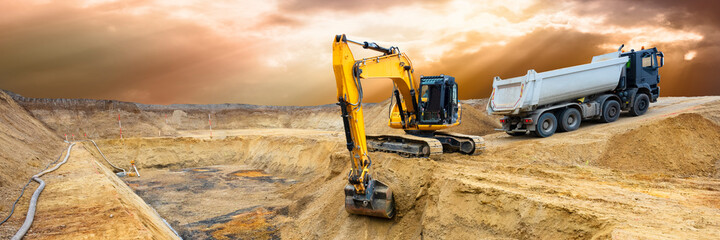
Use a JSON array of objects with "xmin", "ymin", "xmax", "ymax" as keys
[
  {"xmin": 600, "ymin": 99, "xmax": 621, "ymax": 123},
  {"xmin": 559, "ymin": 108, "xmax": 581, "ymax": 132},
  {"xmin": 629, "ymin": 93, "xmax": 649, "ymax": 116},
  {"xmin": 534, "ymin": 112, "xmax": 557, "ymax": 138}
]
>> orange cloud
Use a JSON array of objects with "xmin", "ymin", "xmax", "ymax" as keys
[{"xmin": 0, "ymin": 0, "xmax": 717, "ymax": 105}]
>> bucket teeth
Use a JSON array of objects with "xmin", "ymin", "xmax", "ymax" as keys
[{"xmin": 344, "ymin": 179, "xmax": 395, "ymax": 219}]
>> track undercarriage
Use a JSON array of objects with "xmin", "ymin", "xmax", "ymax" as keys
[{"xmin": 367, "ymin": 131, "xmax": 484, "ymax": 157}]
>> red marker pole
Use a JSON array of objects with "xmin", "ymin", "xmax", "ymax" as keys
[
  {"xmin": 65, "ymin": 134, "xmax": 68, "ymax": 141},
  {"xmin": 118, "ymin": 113, "xmax": 123, "ymax": 139},
  {"xmin": 72, "ymin": 134, "xmax": 75, "ymax": 141},
  {"xmin": 84, "ymin": 133, "xmax": 87, "ymax": 139},
  {"xmin": 208, "ymin": 114, "xmax": 213, "ymax": 138}
]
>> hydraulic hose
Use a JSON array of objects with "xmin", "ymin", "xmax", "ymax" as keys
[
  {"xmin": 347, "ymin": 60, "xmax": 364, "ymax": 107},
  {"xmin": 12, "ymin": 143, "xmax": 76, "ymax": 240}
]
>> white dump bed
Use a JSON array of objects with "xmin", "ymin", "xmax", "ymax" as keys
[{"xmin": 487, "ymin": 51, "xmax": 628, "ymax": 115}]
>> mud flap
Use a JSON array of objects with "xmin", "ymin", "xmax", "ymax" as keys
[{"xmin": 344, "ymin": 179, "xmax": 395, "ymax": 219}]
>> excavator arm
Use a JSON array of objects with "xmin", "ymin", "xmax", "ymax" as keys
[{"xmin": 333, "ymin": 34, "xmax": 398, "ymax": 218}]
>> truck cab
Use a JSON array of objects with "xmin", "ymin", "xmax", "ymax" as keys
[{"xmin": 620, "ymin": 47, "xmax": 664, "ymax": 103}]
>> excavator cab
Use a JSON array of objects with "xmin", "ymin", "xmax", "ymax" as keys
[{"xmin": 418, "ymin": 75, "xmax": 459, "ymax": 125}]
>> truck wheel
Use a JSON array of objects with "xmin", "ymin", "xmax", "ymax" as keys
[
  {"xmin": 534, "ymin": 112, "xmax": 557, "ymax": 138},
  {"xmin": 629, "ymin": 93, "xmax": 650, "ymax": 116},
  {"xmin": 559, "ymin": 108, "xmax": 581, "ymax": 132},
  {"xmin": 600, "ymin": 99, "xmax": 621, "ymax": 123}
]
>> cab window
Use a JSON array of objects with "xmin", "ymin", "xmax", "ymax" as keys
[
  {"xmin": 452, "ymin": 84, "xmax": 458, "ymax": 104},
  {"xmin": 642, "ymin": 55, "xmax": 653, "ymax": 68}
]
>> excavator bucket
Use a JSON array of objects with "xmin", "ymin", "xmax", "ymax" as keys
[{"xmin": 344, "ymin": 179, "xmax": 395, "ymax": 219}]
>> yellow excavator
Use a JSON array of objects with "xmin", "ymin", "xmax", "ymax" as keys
[{"xmin": 332, "ymin": 34, "xmax": 484, "ymax": 218}]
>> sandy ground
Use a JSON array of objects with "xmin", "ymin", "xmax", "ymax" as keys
[
  {"xmin": 2, "ymin": 91, "xmax": 720, "ymax": 239},
  {"xmin": 125, "ymin": 165, "xmax": 297, "ymax": 239},
  {"xmin": 0, "ymin": 143, "xmax": 179, "ymax": 239},
  {"xmin": 7, "ymin": 91, "xmax": 500, "ymax": 140},
  {"xmin": 79, "ymin": 97, "xmax": 720, "ymax": 239},
  {"xmin": 0, "ymin": 91, "xmax": 177, "ymax": 239},
  {"xmin": 0, "ymin": 91, "xmax": 64, "ymax": 225}
]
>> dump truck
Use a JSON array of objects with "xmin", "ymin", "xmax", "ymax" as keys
[{"xmin": 487, "ymin": 45, "xmax": 664, "ymax": 137}]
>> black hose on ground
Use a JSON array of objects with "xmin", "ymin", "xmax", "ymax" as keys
[{"xmin": 0, "ymin": 144, "xmax": 67, "ymax": 226}]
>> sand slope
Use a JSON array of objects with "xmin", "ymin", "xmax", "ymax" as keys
[
  {"xmin": 3, "ymin": 89, "xmax": 720, "ymax": 239},
  {"xmin": 8, "ymin": 91, "xmax": 500, "ymax": 139},
  {"xmin": 0, "ymin": 91, "xmax": 178, "ymax": 239}
]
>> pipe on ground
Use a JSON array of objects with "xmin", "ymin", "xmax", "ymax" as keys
[
  {"xmin": 11, "ymin": 143, "xmax": 75, "ymax": 240},
  {"xmin": 84, "ymin": 140, "xmax": 126, "ymax": 174}
]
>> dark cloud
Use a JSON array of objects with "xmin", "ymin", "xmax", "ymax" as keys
[
  {"xmin": 566, "ymin": 0, "xmax": 720, "ymax": 96},
  {"xmin": 571, "ymin": 0, "xmax": 720, "ymax": 29},
  {"xmin": 423, "ymin": 28, "xmax": 611, "ymax": 100},
  {"xmin": 422, "ymin": 27, "xmax": 720, "ymax": 99},
  {"xmin": 252, "ymin": 13, "xmax": 302, "ymax": 29},
  {"xmin": 651, "ymin": 35, "xmax": 720, "ymax": 97},
  {"xmin": 418, "ymin": 0, "xmax": 720, "ymax": 100},
  {"xmin": 0, "ymin": 1, "xmax": 323, "ymax": 105},
  {"xmin": 0, "ymin": 0, "xmax": 717, "ymax": 106}
]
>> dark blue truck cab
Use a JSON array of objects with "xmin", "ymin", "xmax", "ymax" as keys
[{"xmin": 618, "ymin": 47, "xmax": 664, "ymax": 114}]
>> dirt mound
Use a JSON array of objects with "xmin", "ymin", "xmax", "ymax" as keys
[
  {"xmin": 0, "ymin": 90, "xmax": 65, "ymax": 236},
  {"xmin": 8, "ymin": 90, "xmax": 344, "ymax": 138},
  {"xmin": 362, "ymin": 98, "xmax": 501, "ymax": 136},
  {"xmin": 487, "ymin": 98, "xmax": 720, "ymax": 177},
  {"xmin": 281, "ymin": 152, "xmax": 614, "ymax": 239},
  {"xmin": 280, "ymin": 152, "xmax": 437, "ymax": 239},
  {"xmin": 598, "ymin": 113, "xmax": 720, "ymax": 176},
  {"xmin": 9, "ymin": 90, "xmax": 499, "ymax": 140},
  {"xmin": 89, "ymin": 134, "xmax": 343, "ymax": 178},
  {"xmin": 453, "ymin": 99, "xmax": 501, "ymax": 136}
]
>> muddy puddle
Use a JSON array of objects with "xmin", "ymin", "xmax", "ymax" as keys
[{"xmin": 124, "ymin": 165, "xmax": 297, "ymax": 239}]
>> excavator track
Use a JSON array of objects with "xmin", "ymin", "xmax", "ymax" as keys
[
  {"xmin": 367, "ymin": 133, "xmax": 443, "ymax": 158},
  {"xmin": 435, "ymin": 131, "xmax": 485, "ymax": 155}
]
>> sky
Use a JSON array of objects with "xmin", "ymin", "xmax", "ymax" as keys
[{"xmin": 0, "ymin": 0, "xmax": 718, "ymax": 105}]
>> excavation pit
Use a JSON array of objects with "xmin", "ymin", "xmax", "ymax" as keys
[
  {"xmin": 84, "ymin": 134, "xmax": 343, "ymax": 239},
  {"xmin": 3, "ymin": 90, "xmax": 720, "ymax": 239},
  {"xmin": 124, "ymin": 164, "xmax": 294, "ymax": 239},
  {"xmin": 14, "ymin": 97, "xmax": 711, "ymax": 239},
  {"xmin": 87, "ymin": 135, "xmax": 623, "ymax": 239}
]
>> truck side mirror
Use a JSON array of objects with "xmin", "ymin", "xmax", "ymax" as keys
[{"xmin": 657, "ymin": 52, "xmax": 664, "ymax": 68}]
